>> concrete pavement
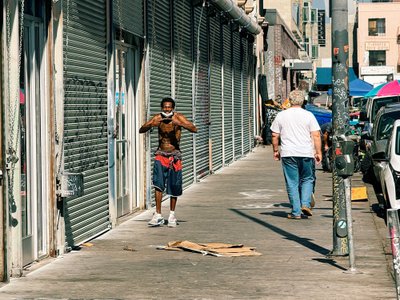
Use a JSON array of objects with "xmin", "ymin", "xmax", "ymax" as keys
[{"xmin": 0, "ymin": 146, "xmax": 396, "ymax": 299}]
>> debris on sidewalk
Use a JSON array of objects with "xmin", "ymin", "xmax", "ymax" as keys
[
  {"xmin": 157, "ymin": 240, "xmax": 262, "ymax": 257},
  {"xmin": 123, "ymin": 245, "xmax": 136, "ymax": 252}
]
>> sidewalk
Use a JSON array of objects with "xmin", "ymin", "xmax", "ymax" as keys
[{"xmin": 0, "ymin": 146, "xmax": 395, "ymax": 300}]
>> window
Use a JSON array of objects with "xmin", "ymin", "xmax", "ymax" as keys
[
  {"xmin": 377, "ymin": 111, "xmax": 400, "ymax": 141},
  {"xmin": 312, "ymin": 45, "xmax": 318, "ymax": 59},
  {"xmin": 369, "ymin": 50, "xmax": 386, "ymax": 66},
  {"xmin": 368, "ymin": 18, "xmax": 385, "ymax": 36}
]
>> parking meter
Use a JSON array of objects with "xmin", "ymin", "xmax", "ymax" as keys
[{"xmin": 333, "ymin": 136, "xmax": 355, "ymax": 177}]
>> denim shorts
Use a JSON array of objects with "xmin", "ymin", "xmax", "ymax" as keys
[{"xmin": 152, "ymin": 156, "xmax": 183, "ymax": 197}]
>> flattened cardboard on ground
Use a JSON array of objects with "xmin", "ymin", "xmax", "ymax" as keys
[{"xmin": 157, "ymin": 240, "xmax": 262, "ymax": 257}]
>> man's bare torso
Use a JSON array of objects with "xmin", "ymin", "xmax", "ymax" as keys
[{"xmin": 158, "ymin": 115, "xmax": 182, "ymax": 152}]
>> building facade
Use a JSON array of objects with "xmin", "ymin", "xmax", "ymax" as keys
[
  {"xmin": 262, "ymin": 0, "xmax": 314, "ymax": 102},
  {"xmin": 357, "ymin": 2, "xmax": 400, "ymax": 86}
]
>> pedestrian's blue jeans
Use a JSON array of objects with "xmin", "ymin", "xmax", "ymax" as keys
[{"xmin": 281, "ymin": 157, "xmax": 315, "ymax": 216}]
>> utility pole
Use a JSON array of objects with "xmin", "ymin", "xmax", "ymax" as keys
[{"xmin": 330, "ymin": 0, "xmax": 350, "ymax": 256}]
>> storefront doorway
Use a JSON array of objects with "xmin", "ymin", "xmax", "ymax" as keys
[
  {"xmin": 114, "ymin": 32, "xmax": 140, "ymax": 217},
  {"xmin": 21, "ymin": 2, "xmax": 47, "ymax": 266}
]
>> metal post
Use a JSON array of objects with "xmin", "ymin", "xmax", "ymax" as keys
[
  {"xmin": 344, "ymin": 177, "xmax": 356, "ymax": 272},
  {"xmin": 388, "ymin": 209, "xmax": 400, "ymax": 299},
  {"xmin": 330, "ymin": 0, "xmax": 350, "ymax": 256}
]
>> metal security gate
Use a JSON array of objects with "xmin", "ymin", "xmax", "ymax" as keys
[
  {"xmin": 113, "ymin": 0, "xmax": 144, "ymax": 38},
  {"xmin": 242, "ymin": 38, "xmax": 251, "ymax": 154},
  {"xmin": 233, "ymin": 31, "xmax": 243, "ymax": 159},
  {"xmin": 223, "ymin": 24, "xmax": 233, "ymax": 165},
  {"xmin": 249, "ymin": 42, "xmax": 255, "ymax": 151},
  {"xmin": 194, "ymin": 6, "xmax": 210, "ymax": 179},
  {"xmin": 147, "ymin": 0, "xmax": 172, "ymax": 204},
  {"xmin": 173, "ymin": 1, "xmax": 194, "ymax": 188},
  {"xmin": 209, "ymin": 16, "xmax": 223, "ymax": 172},
  {"xmin": 63, "ymin": 0, "xmax": 109, "ymax": 246}
]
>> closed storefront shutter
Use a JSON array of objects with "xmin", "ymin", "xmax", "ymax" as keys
[
  {"xmin": 248, "ymin": 42, "xmax": 256, "ymax": 148},
  {"xmin": 113, "ymin": 0, "xmax": 144, "ymax": 37},
  {"xmin": 147, "ymin": 0, "xmax": 172, "ymax": 201},
  {"xmin": 173, "ymin": 1, "xmax": 194, "ymax": 188},
  {"xmin": 242, "ymin": 38, "xmax": 251, "ymax": 154},
  {"xmin": 233, "ymin": 31, "xmax": 243, "ymax": 159},
  {"xmin": 249, "ymin": 41, "xmax": 255, "ymax": 151},
  {"xmin": 63, "ymin": 0, "xmax": 109, "ymax": 246},
  {"xmin": 223, "ymin": 24, "xmax": 233, "ymax": 165},
  {"xmin": 194, "ymin": 6, "xmax": 210, "ymax": 179},
  {"xmin": 209, "ymin": 16, "xmax": 223, "ymax": 172}
]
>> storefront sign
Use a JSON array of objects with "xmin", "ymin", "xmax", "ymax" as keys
[
  {"xmin": 365, "ymin": 41, "xmax": 390, "ymax": 51},
  {"xmin": 361, "ymin": 66, "xmax": 394, "ymax": 75}
]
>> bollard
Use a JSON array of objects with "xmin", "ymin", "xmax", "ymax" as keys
[{"xmin": 387, "ymin": 208, "xmax": 400, "ymax": 299}]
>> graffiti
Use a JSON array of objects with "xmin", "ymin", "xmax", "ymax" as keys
[
  {"xmin": 62, "ymin": 76, "xmax": 108, "ymax": 173},
  {"xmin": 65, "ymin": 76, "xmax": 105, "ymax": 93},
  {"xmin": 266, "ymin": 50, "xmax": 275, "ymax": 100}
]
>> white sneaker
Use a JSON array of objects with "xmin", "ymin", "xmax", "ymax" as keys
[
  {"xmin": 168, "ymin": 213, "xmax": 177, "ymax": 228},
  {"xmin": 148, "ymin": 213, "xmax": 164, "ymax": 227}
]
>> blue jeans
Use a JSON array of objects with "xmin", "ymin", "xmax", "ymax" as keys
[{"xmin": 281, "ymin": 157, "xmax": 315, "ymax": 216}]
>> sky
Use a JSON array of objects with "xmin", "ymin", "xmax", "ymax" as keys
[{"xmin": 312, "ymin": 0, "xmax": 357, "ymax": 18}]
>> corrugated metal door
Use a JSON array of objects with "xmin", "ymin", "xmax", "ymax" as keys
[
  {"xmin": 63, "ymin": 0, "xmax": 109, "ymax": 246},
  {"xmin": 194, "ymin": 6, "xmax": 210, "ymax": 179},
  {"xmin": 209, "ymin": 16, "xmax": 223, "ymax": 172},
  {"xmin": 249, "ymin": 41, "xmax": 255, "ymax": 151},
  {"xmin": 173, "ymin": 1, "xmax": 194, "ymax": 188},
  {"xmin": 242, "ymin": 38, "xmax": 251, "ymax": 154},
  {"xmin": 233, "ymin": 31, "xmax": 243, "ymax": 159},
  {"xmin": 113, "ymin": 0, "xmax": 144, "ymax": 37},
  {"xmin": 147, "ymin": 0, "xmax": 172, "ymax": 202},
  {"xmin": 223, "ymin": 24, "xmax": 233, "ymax": 165}
]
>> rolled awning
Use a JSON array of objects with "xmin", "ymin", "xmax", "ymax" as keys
[{"xmin": 209, "ymin": 0, "xmax": 262, "ymax": 35}]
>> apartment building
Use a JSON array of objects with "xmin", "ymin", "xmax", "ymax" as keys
[{"xmin": 357, "ymin": 2, "xmax": 400, "ymax": 85}]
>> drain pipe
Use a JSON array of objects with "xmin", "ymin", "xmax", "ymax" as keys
[{"xmin": 209, "ymin": 0, "xmax": 261, "ymax": 35}]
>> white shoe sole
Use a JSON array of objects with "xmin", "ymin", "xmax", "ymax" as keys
[
  {"xmin": 168, "ymin": 221, "xmax": 177, "ymax": 228},
  {"xmin": 148, "ymin": 220, "xmax": 164, "ymax": 227}
]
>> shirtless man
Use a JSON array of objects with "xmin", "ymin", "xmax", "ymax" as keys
[{"xmin": 139, "ymin": 97, "xmax": 197, "ymax": 227}]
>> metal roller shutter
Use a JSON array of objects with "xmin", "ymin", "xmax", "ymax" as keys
[
  {"xmin": 233, "ymin": 31, "xmax": 243, "ymax": 159},
  {"xmin": 113, "ymin": 0, "xmax": 144, "ymax": 37},
  {"xmin": 209, "ymin": 16, "xmax": 223, "ymax": 172},
  {"xmin": 249, "ymin": 41, "xmax": 255, "ymax": 151},
  {"xmin": 147, "ymin": 0, "xmax": 172, "ymax": 202},
  {"xmin": 63, "ymin": 0, "xmax": 109, "ymax": 246},
  {"xmin": 242, "ymin": 38, "xmax": 251, "ymax": 154},
  {"xmin": 173, "ymin": 1, "xmax": 194, "ymax": 188},
  {"xmin": 194, "ymin": 6, "xmax": 210, "ymax": 179},
  {"xmin": 223, "ymin": 24, "xmax": 233, "ymax": 165}
]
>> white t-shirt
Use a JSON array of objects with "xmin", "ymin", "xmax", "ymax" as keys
[{"xmin": 270, "ymin": 107, "xmax": 320, "ymax": 158}]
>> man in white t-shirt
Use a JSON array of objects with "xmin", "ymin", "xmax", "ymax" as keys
[{"xmin": 270, "ymin": 90, "xmax": 322, "ymax": 219}]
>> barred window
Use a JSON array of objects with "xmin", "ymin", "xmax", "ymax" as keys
[{"xmin": 368, "ymin": 18, "xmax": 385, "ymax": 36}]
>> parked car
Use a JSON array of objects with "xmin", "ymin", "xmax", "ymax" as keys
[
  {"xmin": 378, "ymin": 119, "xmax": 400, "ymax": 210},
  {"xmin": 360, "ymin": 95, "xmax": 400, "ymax": 134},
  {"xmin": 363, "ymin": 103, "xmax": 400, "ymax": 191}
]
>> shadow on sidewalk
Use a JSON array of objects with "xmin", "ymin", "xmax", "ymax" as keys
[
  {"xmin": 231, "ymin": 208, "xmax": 330, "ymax": 256},
  {"xmin": 231, "ymin": 209, "xmax": 347, "ymax": 270}
]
